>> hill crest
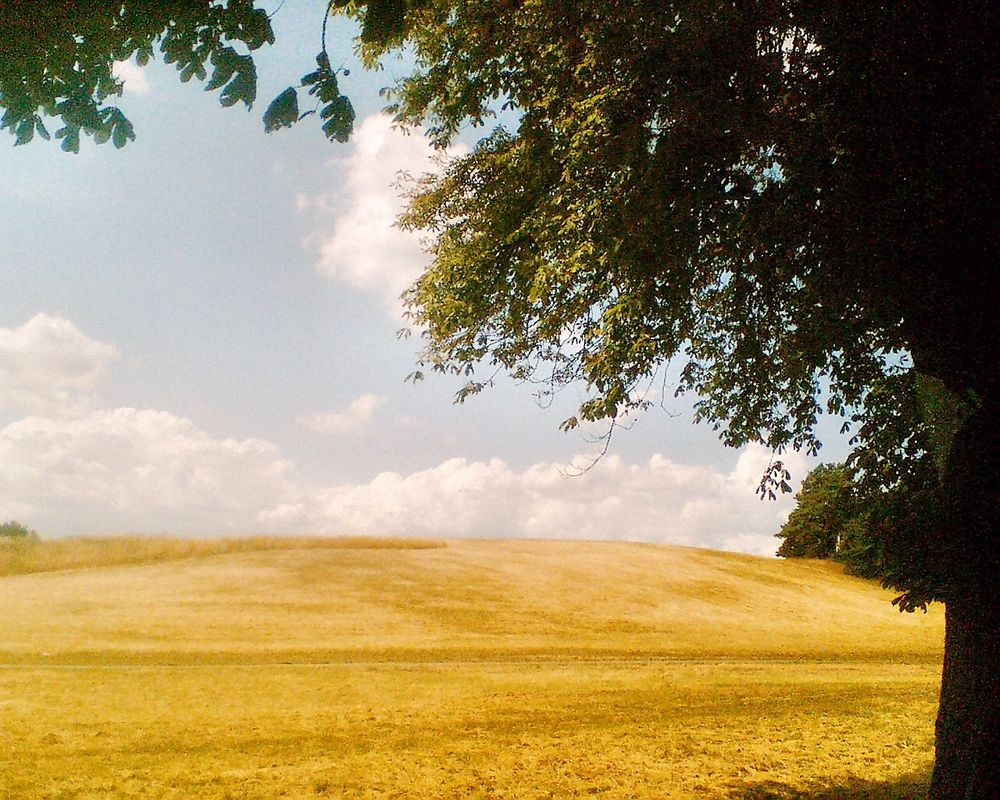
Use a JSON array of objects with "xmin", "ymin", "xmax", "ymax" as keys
[{"xmin": 0, "ymin": 537, "xmax": 943, "ymax": 666}]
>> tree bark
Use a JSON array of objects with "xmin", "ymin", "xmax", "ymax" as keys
[
  {"xmin": 929, "ymin": 400, "xmax": 1000, "ymax": 800},
  {"xmin": 930, "ymin": 593, "xmax": 1000, "ymax": 799}
]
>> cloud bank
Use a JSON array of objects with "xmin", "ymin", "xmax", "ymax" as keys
[
  {"xmin": 0, "ymin": 314, "xmax": 797, "ymax": 554},
  {"xmin": 0, "ymin": 408, "xmax": 295, "ymax": 533},
  {"xmin": 113, "ymin": 60, "xmax": 152, "ymax": 95},
  {"xmin": 266, "ymin": 445, "xmax": 801, "ymax": 556}
]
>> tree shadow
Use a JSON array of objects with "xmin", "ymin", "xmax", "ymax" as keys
[{"xmin": 727, "ymin": 771, "xmax": 930, "ymax": 800}]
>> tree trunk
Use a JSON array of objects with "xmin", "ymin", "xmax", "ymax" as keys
[
  {"xmin": 928, "ymin": 400, "xmax": 1000, "ymax": 800},
  {"xmin": 929, "ymin": 593, "xmax": 1000, "ymax": 799}
]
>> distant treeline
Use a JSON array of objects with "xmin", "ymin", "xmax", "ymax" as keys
[{"xmin": 775, "ymin": 465, "xmax": 877, "ymax": 578}]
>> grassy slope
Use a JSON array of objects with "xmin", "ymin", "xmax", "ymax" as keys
[
  {"xmin": 0, "ymin": 538, "xmax": 944, "ymax": 799},
  {"xmin": 0, "ymin": 538, "xmax": 942, "ymax": 664}
]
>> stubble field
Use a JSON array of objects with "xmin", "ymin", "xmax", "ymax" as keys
[{"xmin": 0, "ymin": 537, "xmax": 943, "ymax": 799}]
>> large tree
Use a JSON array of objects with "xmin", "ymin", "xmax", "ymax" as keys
[
  {"xmin": 2, "ymin": 3, "xmax": 996, "ymax": 797},
  {"xmin": 387, "ymin": 7, "xmax": 998, "ymax": 797}
]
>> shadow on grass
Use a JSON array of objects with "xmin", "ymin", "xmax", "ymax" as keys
[{"xmin": 728, "ymin": 771, "xmax": 930, "ymax": 800}]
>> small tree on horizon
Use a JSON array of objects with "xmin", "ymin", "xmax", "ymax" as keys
[{"xmin": 0, "ymin": 521, "xmax": 39, "ymax": 541}]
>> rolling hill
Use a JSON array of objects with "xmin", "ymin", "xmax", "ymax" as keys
[
  {"xmin": 0, "ymin": 537, "xmax": 944, "ymax": 798},
  {"xmin": 0, "ymin": 537, "xmax": 943, "ymax": 665}
]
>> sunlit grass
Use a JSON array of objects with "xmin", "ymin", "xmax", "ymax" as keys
[
  {"xmin": 1, "ymin": 661, "xmax": 937, "ymax": 799},
  {"xmin": 0, "ymin": 533, "xmax": 443, "ymax": 577},
  {"xmin": 0, "ymin": 538, "xmax": 943, "ymax": 798}
]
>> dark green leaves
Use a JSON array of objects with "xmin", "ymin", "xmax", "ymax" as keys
[
  {"xmin": 2, "ymin": 2, "xmax": 366, "ymax": 150},
  {"xmin": 361, "ymin": 0, "xmax": 409, "ymax": 46},
  {"xmin": 264, "ymin": 52, "xmax": 355, "ymax": 143},
  {"xmin": 302, "ymin": 51, "xmax": 353, "ymax": 140},
  {"xmin": 218, "ymin": 54, "xmax": 257, "ymax": 109},
  {"xmin": 56, "ymin": 126, "xmax": 81, "ymax": 154},
  {"xmin": 203, "ymin": 47, "xmax": 258, "ymax": 109},
  {"xmin": 14, "ymin": 118, "xmax": 36, "ymax": 146},
  {"xmin": 263, "ymin": 87, "xmax": 300, "ymax": 132},
  {"xmin": 205, "ymin": 47, "xmax": 242, "ymax": 91},
  {"xmin": 93, "ymin": 108, "xmax": 136, "ymax": 149},
  {"xmin": 1, "ymin": 2, "xmax": 275, "ymax": 151},
  {"xmin": 320, "ymin": 95, "xmax": 355, "ymax": 143},
  {"xmin": 775, "ymin": 463, "xmax": 858, "ymax": 559}
]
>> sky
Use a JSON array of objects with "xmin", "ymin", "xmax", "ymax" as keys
[{"xmin": 0, "ymin": 3, "xmax": 850, "ymax": 555}]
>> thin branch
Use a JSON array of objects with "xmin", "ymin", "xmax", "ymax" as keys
[
  {"xmin": 321, "ymin": 0, "xmax": 334, "ymax": 59},
  {"xmin": 561, "ymin": 418, "xmax": 617, "ymax": 478}
]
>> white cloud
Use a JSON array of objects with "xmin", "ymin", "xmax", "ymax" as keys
[
  {"xmin": 0, "ymin": 395, "xmax": 802, "ymax": 552},
  {"xmin": 0, "ymin": 314, "xmax": 120, "ymax": 418},
  {"xmin": 301, "ymin": 113, "xmax": 467, "ymax": 315},
  {"xmin": 300, "ymin": 393, "xmax": 387, "ymax": 435},
  {"xmin": 113, "ymin": 60, "xmax": 152, "ymax": 95},
  {"xmin": 0, "ymin": 408, "xmax": 297, "ymax": 535},
  {"xmin": 0, "ymin": 313, "xmax": 801, "ymax": 553},
  {"xmin": 261, "ymin": 444, "xmax": 805, "ymax": 556}
]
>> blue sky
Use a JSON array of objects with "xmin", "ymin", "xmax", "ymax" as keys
[{"xmin": 0, "ymin": 3, "xmax": 848, "ymax": 552}]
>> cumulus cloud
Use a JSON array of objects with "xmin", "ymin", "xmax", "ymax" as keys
[
  {"xmin": 113, "ymin": 60, "xmax": 152, "ymax": 95},
  {"xmin": 0, "ymin": 314, "xmax": 120, "ymax": 418},
  {"xmin": 300, "ymin": 393, "xmax": 387, "ymax": 435},
  {"xmin": 301, "ymin": 113, "xmax": 467, "ymax": 315},
  {"xmin": 261, "ymin": 444, "xmax": 805, "ymax": 556},
  {"xmin": 0, "ymin": 408, "xmax": 297, "ymax": 535},
  {"xmin": 0, "ymin": 313, "xmax": 799, "ymax": 554},
  {"xmin": 0, "ymin": 395, "xmax": 799, "ymax": 552}
]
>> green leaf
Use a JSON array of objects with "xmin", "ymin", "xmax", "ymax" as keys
[
  {"xmin": 218, "ymin": 56, "xmax": 256, "ymax": 109},
  {"xmin": 320, "ymin": 96, "xmax": 355, "ymax": 143},
  {"xmin": 35, "ymin": 118, "xmax": 50, "ymax": 141},
  {"xmin": 14, "ymin": 119, "xmax": 34, "ymax": 146},
  {"xmin": 206, "ymin": 47, "xmax": 239, "ymax": 91},
  {"xmin": 60, "ymin": 129, "xmax": 80, "ymax": 154},
  {"xmin": 263, "ymin": 87, "xmax": 299, "ymax": 133}
]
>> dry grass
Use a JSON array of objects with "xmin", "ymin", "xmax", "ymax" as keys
[
  {"xmin": 0, "ymin": 538, "xmax": 944, "ymax": 798},
  {"xmin": 0, "ymin": 661, "xmax": 938, "ymax": 800},
  {"xmin": 0, "ymin": 540, "xmax": 943, "ymax": 664},
  {"xmin": 0, "ymin": 534, "xmax": 443, "ymax": 577}
]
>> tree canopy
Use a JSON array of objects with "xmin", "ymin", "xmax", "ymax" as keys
[
  {"xmin": 386, "ymin": 1, "xmax": 997, "ymax": 615},
  {"xmin": 0, "ymin": 520, "xmax": 38, "ymax": 541},
  {"xmin": 775, "ymin": 463, "xmax": 856, "ymax": 560},
  {"xmin": 0, "ymin": 1, "xmax": 357, "ymax": 151},
  {"xmin": 3, "ymin": 3, "xmax": 997, "ymax": 797}
]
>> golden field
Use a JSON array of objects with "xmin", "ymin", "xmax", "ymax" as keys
[{"xmin": 0, "ymin": 537, "xmax": 943, "ymax": 799}]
